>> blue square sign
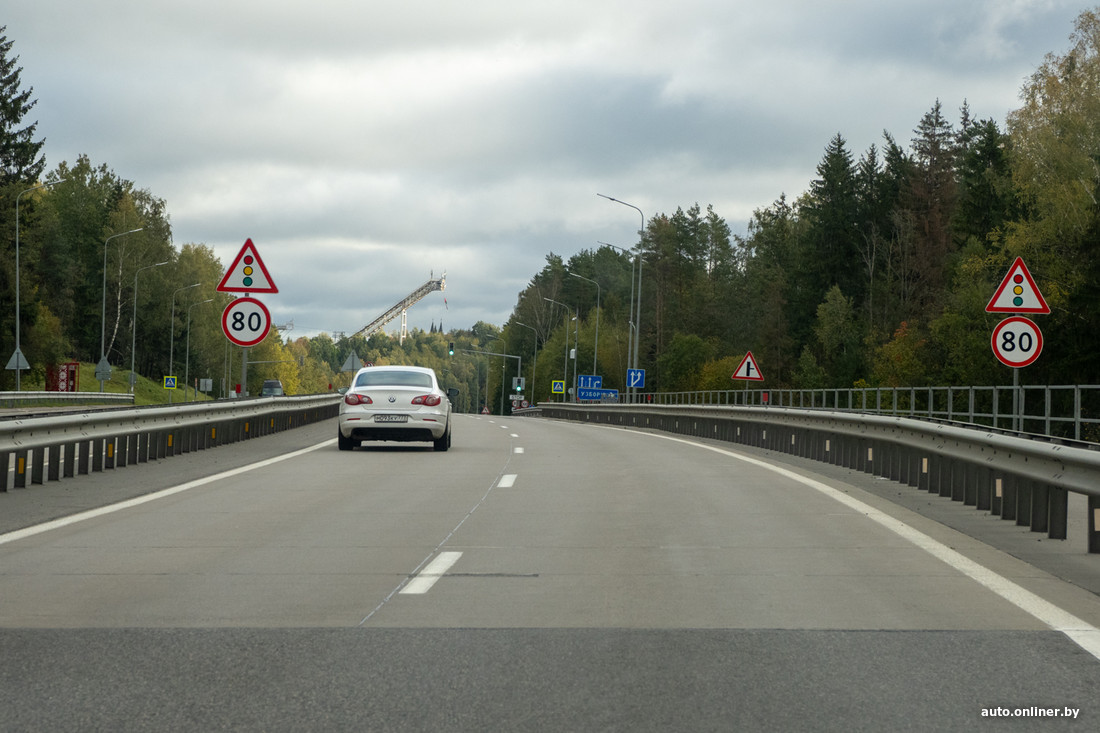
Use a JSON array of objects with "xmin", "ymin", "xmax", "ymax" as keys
[{"xmin": 627, "ymin": 368, "xmax": 645, "ymax": 388}]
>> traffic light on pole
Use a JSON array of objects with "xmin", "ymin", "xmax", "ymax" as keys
[{"xmin": 448, "ymin": 342, "xmax": 454, "ymax": 356}]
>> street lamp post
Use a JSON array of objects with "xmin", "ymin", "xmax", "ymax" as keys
[
  {"xmin": 514, "ymin": 321, "xmax": 538, "ymax": 401},
  {"xmin": 100, "ymin": 227, "xmax": 144, "ymax": 391},
  {"xmin": 131, "ymin": 260, "xmax": 170, "ymax": 392},
  {"xmin": 598, "ymin": 241, "xmax": 636, "ymax": 382},
  {"xmin": 543, "ymin": 297, "xmax": 577, "ymax": 402},
  {"xmin": 169, "ymin": 283, "xmax": 201, "ymax": 404},
  {"xmin": 597, "ymin": 194, "xmax": 645, "ymax": 400},
  {"xmin": 9, "ymin": 179, "xmax": 67, "ymax": 390},
  {"xmin": 568, "ymin": 271, "xmax": 600, "ymax": 377},
  {"xmin": 185, "ymin": 299, "xmax": 214, "ymax": 400}
]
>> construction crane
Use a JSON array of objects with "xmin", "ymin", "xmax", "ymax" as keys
[{"xmin": 351, "ymin": 273, "xmax": 446, "ymax": 343}]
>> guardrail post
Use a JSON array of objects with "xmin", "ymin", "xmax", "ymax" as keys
[
  {"xmin": 31, "ymin": 446, "xmax": 45, "ymax": 484},
  {"xmin": 1016, "ymin": 480, "xmax": 1033, "ymax": 527},
  {"xmin": 48, "ymin": 444, "xmax": 61, "ymax": 481},
  {"xmin": 917, "ymin": 455, "xmax": 931, "ymax": 491},
  {"xmin": 1030, "ymin": 483, "xmax": 1049, "ymax": 533},
  {"xmin": 91, "ymin": 438, "xmax": 104, "ymax": 472},
  {"xmin": 118, "ymin": 436, "xmax": 130, "ymax": 468},
  {"xmin": 104, "ymin": 438, "xmax": 116, "ymax": 470},
  {"xmin": 976, "ymin": 467, "xmax": 991, "ymax": 511},
  {"xmin": 1048, "ymin": 487, "xmax": 1067, "ymax": 540},
  {"xmin": 1001, "ymin": 477, "xmax": 1018, "ymax": 521},
  {"xmin": 963, "ymin": 464, "xmax": 978, "ymax": 506},
  {"xmin": 14, "ymin": 449, "xmax": 28, "ymax": 488},
  {"xmin": 1088, "ymin": 496, "xmax": 1100, "ymax": 553}
]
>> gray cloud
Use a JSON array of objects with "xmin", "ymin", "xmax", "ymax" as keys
[{"xmin": 4, "ymin": 0, "xmax": 1083, "ymax": 338}]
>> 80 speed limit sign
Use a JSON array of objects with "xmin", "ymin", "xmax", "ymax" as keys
[
  {"xmin": 991, "ymin": 316, "xmax": 1043, "ymax": 368},
  {"xmin": 222, "ymin": 296, "xmax": 272, "ymax": 347}
]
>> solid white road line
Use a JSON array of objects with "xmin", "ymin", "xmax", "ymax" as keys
[
  {"xmin": 400, "ymin": 551, "xmax": 463, "ymax": 594},
  {"xmin": 0, "ymin": 439, "xmax": 336, "ymax": 547},
  {"xmin": 630, "ymin": 429, "xmax": 1100, "ymax": 662}
]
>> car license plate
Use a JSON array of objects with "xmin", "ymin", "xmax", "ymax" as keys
[{"xmin": 374, "ymin": 414, "xmax": 408, "ymax": 423}]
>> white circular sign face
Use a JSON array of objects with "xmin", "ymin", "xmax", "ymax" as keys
[
  {"xmin": 222, "ymin": 296, "xmax": 272, "ymax": 347},
  {"xmin": 991, "ymin": 316, "xmax": 1043, "ymax": 368}
]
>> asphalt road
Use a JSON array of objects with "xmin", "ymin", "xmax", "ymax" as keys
[{"xmin": 1, "ymin": 414, "xmax": 1098, "ymax": 731}]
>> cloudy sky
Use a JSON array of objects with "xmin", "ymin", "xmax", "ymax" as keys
[{"xmin": 5, "ymin": 1, "xmax": 1086, "ymax": 338}]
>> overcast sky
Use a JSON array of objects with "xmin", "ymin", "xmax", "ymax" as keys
[{"xmin": 5, "ymin": 1, "xmax": 1086, "ymax": 338}]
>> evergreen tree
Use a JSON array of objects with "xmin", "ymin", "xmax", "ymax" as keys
[
  {"xmin": 0, "ymin": 26, "xmax": 46, "ymax": 185},
  {"xmin": 954, "ymin": 116, "xmax": 1016, "ymax": 246},
  {"xmin": 801, "ymin": 134, "xmax": 861, "ymax": 335},
  {"xmin": 906, "ymin": 100, "xmax": 958, "ymax": 318}
]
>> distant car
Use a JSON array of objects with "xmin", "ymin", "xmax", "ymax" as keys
[
  {"xmin": 338, "ymin": 366, "xmax": 455, "ymax": 451},
  {"xmin": 261, "ymin": 379, "xmax": 284, "ymax": 396}
]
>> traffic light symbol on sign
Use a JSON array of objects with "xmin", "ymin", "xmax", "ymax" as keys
[
  {"xmin": 217, "ymin": 238, "xmax": 278, "ymax": 293},
  {"xmin": 986, "ymin": 257, "xmax": 1049, "ymax": 314}
]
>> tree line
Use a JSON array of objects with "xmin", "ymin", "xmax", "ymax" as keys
[{"xmin": 501, "ymin": 9, "xmax": 1100, "ymax": 401}]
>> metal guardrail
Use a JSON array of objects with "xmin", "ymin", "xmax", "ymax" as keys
[
  {"xmin": 616, "ymin": 385, "xmax": 1100, "ymax": 442},
  {"xmin": 0, "ymin": 395, "xmax": 341, "ymax": 492},
  {"xmin": 527, "ymin": 403, "xmax": 1100, "ymax": 554},
  {"xmin": 0, "ymin": 391, "xmax": 135, "ymax": 408}
]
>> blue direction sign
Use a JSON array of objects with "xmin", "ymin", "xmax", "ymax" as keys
[
  {"xmin": 578, "ymin": 387, "xmax": 619, "ymax": 401},
  {"xmin": 578, "ymin": 374, "xmax": 602, "ymax": 390},
  {"xmin": 627, "ymin": 368, "xmax": 645, "ymax": 388}
]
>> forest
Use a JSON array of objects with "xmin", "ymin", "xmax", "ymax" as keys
[{"xmin": 3, "ymin": 10, "xmax": 1100, "ymax": 411}]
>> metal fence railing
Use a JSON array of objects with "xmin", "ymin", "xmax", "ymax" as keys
[{"xmin": 624, "ymin": 385, "xmax": 1100, "ymax": 443}]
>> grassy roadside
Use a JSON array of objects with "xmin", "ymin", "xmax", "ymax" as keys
[{"xmin": 17, "ymin": 362, "xmax": 214, "ymax": 406}]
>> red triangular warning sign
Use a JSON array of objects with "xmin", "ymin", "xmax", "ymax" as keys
[
  {"xmin": 986, "ymin": 257, "xmax": 1048, "ymax": 314},
  {"xmin": 217, "ymin": 238, "xmax": 278, "ymax": 294},
  {"xmin": 732, "ymin": 351, "xmax": 764, "ymax": 381}
]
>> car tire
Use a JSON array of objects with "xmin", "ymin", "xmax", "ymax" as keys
[
  {"xmin": 338, "ymin": 429, "xmax": 354, "ymax": 451},
  {"xmin": 433, "ymin": 423, "xmax": 451, "ymax": 452}
]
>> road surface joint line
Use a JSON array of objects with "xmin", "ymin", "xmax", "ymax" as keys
[
  {"xmin": 400, "ymin": 551, "xmax": 463, "ymax": 594},
  {"xmin": 358, "ymin": 433, "xmax": 517, "ymax": 626}
]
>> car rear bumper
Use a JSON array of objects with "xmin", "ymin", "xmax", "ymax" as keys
[{"xmin": 339, "ymin": 416, "xmax": 447, "ymax": 441}]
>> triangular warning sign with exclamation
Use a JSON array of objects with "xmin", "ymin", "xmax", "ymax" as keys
[
  {"xmin": 732, "ymin": 351, "xmax": 764, "ymax": 381},
  {"xmin": 217, "ymin": 238, "xmax": 278, "ymax": 293},
  {"xmin": 986, "ymin": 257, "xmax": 1048, "ymax": 314}
]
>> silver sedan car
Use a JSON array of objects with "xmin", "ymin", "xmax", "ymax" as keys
[{"xmin": 338, "ymin": 365, "xmax": 455, "ymax": 451}]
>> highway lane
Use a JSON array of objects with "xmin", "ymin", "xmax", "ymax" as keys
[{"xmin": 1, "ymin": 413, "xmax": 1099, "ymax": 731}]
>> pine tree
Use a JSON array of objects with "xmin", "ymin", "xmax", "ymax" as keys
[{"xmin": 0, "ymin": 26, "xmax": 46, "ymax": 185}]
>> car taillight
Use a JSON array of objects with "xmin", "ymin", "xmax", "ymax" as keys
[
  {"xmin": 412, "ymin": 394, "xmax": 442, "ymax": 406},
  {"xmin": 345, "ymin": 393, "xmax": 373, "ymax": 406}
]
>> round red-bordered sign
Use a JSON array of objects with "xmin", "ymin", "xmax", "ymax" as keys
[
  {"xmin": 991, "ymin": 316, "xmax": 1043, "ymax": 368},
  {"xmin": 222, "ymin": 296, "xmax": 272, "ymax": 347}
]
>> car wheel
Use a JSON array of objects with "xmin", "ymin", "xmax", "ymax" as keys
[
  {"xmin": 433, "ymin": 424, "xmax": 451, "ymax": 452},
  {"xmin": 338, "ymin": 429, "xmax": 354, "ymax": 451}
]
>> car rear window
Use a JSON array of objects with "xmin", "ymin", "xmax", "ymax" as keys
[{"xmin": 355, "ymin": 370, "xmax": 433, "ymax": 389}]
